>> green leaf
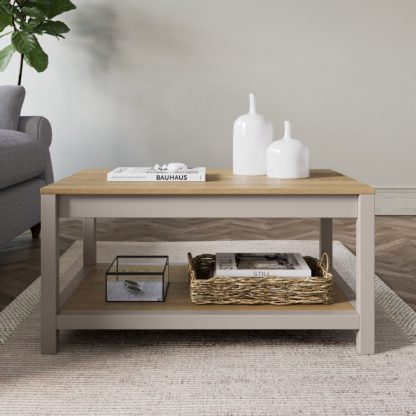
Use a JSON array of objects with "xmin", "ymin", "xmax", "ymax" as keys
[
  {"xmin": 24, "ymin": 41, "xmax": 48, "ymax": 72},
  {"xmin": 0, "ymin": 5, "xmax": 12, "ymax": 31},
  {"xmin": 11, "ymin": 31, "xmax": 37, "ymax": 54},
  {"xmin": 21, "ymin": 6, "xmax": 45, "ymax": 19},
  {"xmin": 24, "ymin": 0, "xmax": 51, "ymax": 13},
  {"xmin": 22, "ymin": 18, "xmax": 42, "ymax": 30},
  {"xmin": 23, "ymin": 17, "xmax": 48, "ymax": 35},
  {"xmin": 38, "ymin": 20, "xmax": 69, "ymax": 37},
  {"xmin": 45, "ymin": 0, "xmax": 76, "ymax": 19},
  {"xmin": 0, "ymin": 44, "xmax": 15, "ymax": 71},
  {"xmin": 0, "ymin": 1, "xmax": 11, "ymax": 10}
]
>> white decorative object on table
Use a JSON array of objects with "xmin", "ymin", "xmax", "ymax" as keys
[
  {"xmin": 167, "ymin": 162, "xmax": 187, "ymax": 172},
  {"xmin": 233, "ymin": 93, "xmax": 273, "ymax": 175},
  {"xmin": 267, "ymin": 120, "xmax": 310, "ymax": 179},
  {"xmin": 152, "ymin": 163, "xmax": 188, "ymax": 172}
]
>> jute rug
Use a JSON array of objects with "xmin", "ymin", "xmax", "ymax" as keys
[{"xmin": 1, "ymin": 240, "xmax": 416, "ymax": 416}]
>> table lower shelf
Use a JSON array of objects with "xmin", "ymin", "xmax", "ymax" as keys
[{"xmin": 57, "ymin": 264, "xmax": 360, "ymax": 331}]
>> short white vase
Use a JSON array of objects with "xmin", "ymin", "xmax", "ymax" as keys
[
  {"xmin": 267, "ymin": 120, "xmax": 310, "ymax": 179},
  {"xmin": 233, "ymin": 93, "xmax": 273, "ymax": 175}
]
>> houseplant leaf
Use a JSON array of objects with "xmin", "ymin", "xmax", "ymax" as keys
[
  {"xmin": 23, "ymin": 0, "xmax": 51, "ymax": 13},
  {"xmin": 22, "ymin": 18, "xmax": 43, "ymax": 32},
  {"xmin": 0, "ymin": 1, "xmax": 12, "ymax": 12},
  {"xmin": 24, "ymin": 41, "xmax": 48, "ymax": 72},
  {"xmin": 45, "ymin": 0, "xmax": 76, "ymax": 19},
  {"xmin": 11, "ymin": 31, "xmax": 37, "ymax": 54},
  {"xmin": 0, "ymin": 5, "xmax": 12, "ymax": 31},
  {"xmin": 38, "ymin": 20, "xmax": 69, "ymax": 37},
  {"xmin": 21, "ymin": 6, "xmax": 45, "ymax": 19},
  {"xmin": 0, "ymin": 44, "xmax": 15, "ymax": 71}
]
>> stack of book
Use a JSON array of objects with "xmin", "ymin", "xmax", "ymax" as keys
[
  {"xmin": 215, "ymin": 252, "xmax": 311, "ymax": 278},
  {"xmin": 107, "ymin": 167, "xmax": 206, "ymax": 182}
]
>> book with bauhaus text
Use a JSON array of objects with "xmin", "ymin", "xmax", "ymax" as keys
[{"xmin": 107, "ymin": 167, "xmax": 206, "ymax": 182}]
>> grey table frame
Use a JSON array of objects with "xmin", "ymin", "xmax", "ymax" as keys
[{"xmin": 41, "ymin": 194, "xmax": 374, "ymax": 354}]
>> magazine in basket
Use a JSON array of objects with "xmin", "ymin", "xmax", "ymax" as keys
[{"xmin": 215, "ymin": 252, "xmax": 312, "ymax": 278}]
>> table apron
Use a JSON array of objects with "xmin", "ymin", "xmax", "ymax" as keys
[{"xmin": 57, "ymin": 195, "xmax": 358, "ymax": 218}]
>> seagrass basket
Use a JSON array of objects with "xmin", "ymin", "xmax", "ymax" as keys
[{"xmin": 187, "ymin": 252, "xmax": 334, "ymax": 305}]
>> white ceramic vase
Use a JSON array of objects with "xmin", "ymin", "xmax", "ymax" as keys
[
  {"xmin": 233, "ymin": 93, "xmax": 273, "ymax": 175},
  {"xmin": 267, "ymin": 121, "xmax": 310, "ymax": 179}
]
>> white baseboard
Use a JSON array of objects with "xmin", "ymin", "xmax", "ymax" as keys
[{"xmin": 375, "ymin": 186, "xmax": 416, "ymax": 215}]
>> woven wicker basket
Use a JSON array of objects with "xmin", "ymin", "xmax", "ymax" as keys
[{"xmin": 187, "ymin": 252, "xmax": 334, "ymax": 305}]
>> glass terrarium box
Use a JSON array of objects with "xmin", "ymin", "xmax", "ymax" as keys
[{"xmin": 105, "ymin": 256, "xmax": 169, "ymax": 302}]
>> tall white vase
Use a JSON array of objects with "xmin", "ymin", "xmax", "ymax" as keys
[
  {"xmin": 233, "ymin": 93, "xmax": 273, "ymax": 175},
  {"xmin": 267, "ymin": 121, "xmax": 310, "ymax": 179}
]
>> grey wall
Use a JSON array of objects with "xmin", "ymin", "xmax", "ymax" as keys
[{"xmin": 1, "ymin": 0, "xmax": 415, "ymax": 185}]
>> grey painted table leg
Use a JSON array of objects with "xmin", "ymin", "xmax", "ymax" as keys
[
  {"xmin": 83, "ymin": 218, "xmax": 96, "ymax": 266},
  {"xmin": 356, "ymin": 194, "xmax": 375, "ymax": 354},
  {"xmin": 41, "ymin": 195, "xmax": 59, "ymax": 354},
  {"xmin": 320, "ymin": 218, "xmax": 333, "ymax": 269}
]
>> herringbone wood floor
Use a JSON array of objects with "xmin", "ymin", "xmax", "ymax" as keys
[{"xmin": 0, "ymin": 217, "xmax": 415, "ymax": 311}]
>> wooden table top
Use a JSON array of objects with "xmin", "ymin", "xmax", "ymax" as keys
[{"xmin": 40, "ymin": 169, "xmax": 374, "ymax": 196}]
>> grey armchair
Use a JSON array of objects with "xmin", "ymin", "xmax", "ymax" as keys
[{"xmin": 0, "ymin": 86, "xmax": 54, "ymax": 246}]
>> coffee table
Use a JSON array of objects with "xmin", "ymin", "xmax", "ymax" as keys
[{"xmin": 40, "ymin": 169, "xmax": 375, "ymax": 354}]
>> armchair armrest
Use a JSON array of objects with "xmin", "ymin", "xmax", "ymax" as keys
[
  {"xmin": 18, "ymin": 115, "xmax": 54, "ymax": 184},
  {"xmin": 18, "ymin": 116, "xmax": 52, "ymax": 147}
]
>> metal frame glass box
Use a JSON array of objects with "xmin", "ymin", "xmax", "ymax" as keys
[{"xmin": 105, "ymin": 256, "xmax": 169, "ymax": 302}]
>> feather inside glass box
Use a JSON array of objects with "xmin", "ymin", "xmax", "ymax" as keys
[{"xmin": 105, "ymin": 256, "xmax": 169, "ymax": 302}]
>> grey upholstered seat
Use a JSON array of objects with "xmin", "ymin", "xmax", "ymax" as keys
[{"xmin": 0, "ymin": 85, "xmax": 53, "ymax": 245}]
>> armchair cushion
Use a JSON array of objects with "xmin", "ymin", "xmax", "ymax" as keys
[
  {"xmin": 0, "ymin": 129, "xmax": 48, "ymax": 190},
  {"xmin": 0, "ymin": 86, "xmax": 26, "ymax": 130}
]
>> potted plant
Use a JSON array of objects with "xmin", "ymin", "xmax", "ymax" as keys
[{"xmin": 0, "ymin": 0, "xmax": 76, "ymax": 84}]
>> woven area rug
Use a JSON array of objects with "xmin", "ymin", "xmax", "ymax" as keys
[{"xmin": 1, "ymin": 240, "xmax": 416, "ymax": 416}]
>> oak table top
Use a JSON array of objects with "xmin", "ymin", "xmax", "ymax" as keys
[{"xmin": 40, "ymin": 169, "xmax": 374, "ymax": 196}]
